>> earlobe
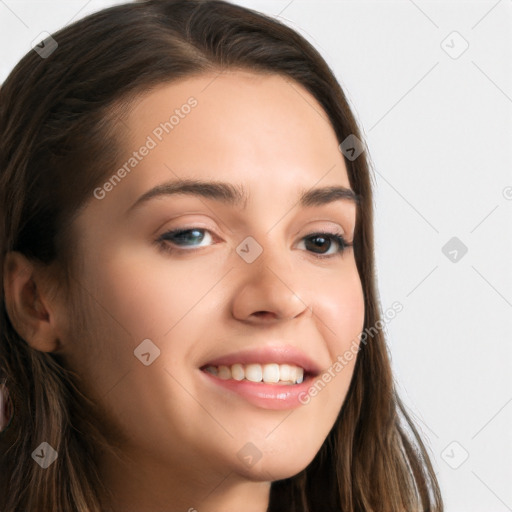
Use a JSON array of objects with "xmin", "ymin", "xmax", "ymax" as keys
[{"xmin": 3, "ymin": 251, "xmax": 60, "ymax": 353}]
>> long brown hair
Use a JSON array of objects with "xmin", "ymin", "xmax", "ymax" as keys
[{"xmin": 0, "ymin": 1, "xmax": 444, "ymax": 510}]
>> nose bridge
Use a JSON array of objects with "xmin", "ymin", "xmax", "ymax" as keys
[
  {"xmin": 239, "ymin": 227, "xmax": 293, "ymax": 279},
  {"xmin": 232, "ymin": 229, "xmax": 309, "ymax": 321}
]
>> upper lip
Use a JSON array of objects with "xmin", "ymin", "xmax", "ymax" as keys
[{"xmin": 199, "ymin": 344, "xmax": 323, "ymax": 376}]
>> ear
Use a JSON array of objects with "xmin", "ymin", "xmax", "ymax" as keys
[{"xmin": 3, "ymin": 251, "xmax": 61, "ymax": 353}]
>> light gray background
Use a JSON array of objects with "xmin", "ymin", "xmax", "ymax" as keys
[{"xmin": 1, "ymin": 1, "xmax": 511, "ymax": 510}]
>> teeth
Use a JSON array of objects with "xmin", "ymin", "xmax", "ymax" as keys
[
  {"xmin": 231, "ymin": 363, "xmax": 245, "ymax": 381},
  {"xmin": 262, "ymin": 363, "xmax": 280, "ymax": 383},
  {"xmin": 218, "ymin": 365, "xmax": 231, "ymax": 380},
  {"xmin": 204, "ymin": 363, "xmax": 306, "ymax": 384},
  {"xmin": 245, "ymin": 364, "xmax": 263, "ymax": 383},
  {"xmin": 279, "ymin": 364, "xmax": 292, "ymax": 382}
]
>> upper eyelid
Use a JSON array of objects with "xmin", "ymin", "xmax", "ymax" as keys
[{"xmin": 157, "ymin": 215, "xmax": 351, "ymax": 237}]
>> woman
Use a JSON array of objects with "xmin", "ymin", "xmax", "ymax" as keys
[{"xmin": 0, "ymin": 0, "xmax": 444, "ymax": 510}]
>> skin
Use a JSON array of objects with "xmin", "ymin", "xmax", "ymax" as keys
[{"xmin": 4, "ymin": 71, "xmax": 365, "ymax": 512}]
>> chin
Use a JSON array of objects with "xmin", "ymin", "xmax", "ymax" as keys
[{"xmin": 235, "ymin": 451, "xmax": 317, "ymax": 482}]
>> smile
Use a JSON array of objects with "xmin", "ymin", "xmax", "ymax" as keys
[
  {"xmin": 198, "ymin": 344, "xmax": 322, "ymax": 409},
  {"xmin": 203, "ymin": 363, "xmax": 305, "ymax": 385}
]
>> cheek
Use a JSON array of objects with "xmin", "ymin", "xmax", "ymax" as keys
[
  {"xmin": 59, "ymin": 247, "xmax": 204, "ymax": 404},
  {"xmin": 82, "ymin": 246, "xmax": 220, "ymax": 342},
  {"xmin": 308, "ymin": 264, "xmax": 364, "ymax": 388},
  {"xmin": 296, "ymin": 263, "xmax": 364, "ymax": 408},
  {"xmin": 315, "ymin": 263, "xmax": 365, "ymax": 355}
]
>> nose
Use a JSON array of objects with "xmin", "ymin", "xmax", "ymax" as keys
[{"xmin": 230, "ymin": 240, "xmax": 312, "ymax": 323}]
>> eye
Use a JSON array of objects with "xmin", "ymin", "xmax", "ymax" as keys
[
  {"xmin": 157, "ymin": 228, "xmax": 214, "ymax": 251},
  {"xmin": 156, "ymin": 227, "xmax": 352, "ymax": 258},
  {"xmin": 298, "ymin": 231, "xmax": 351, "ymax": 258}
]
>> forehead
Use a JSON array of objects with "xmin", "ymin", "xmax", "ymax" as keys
[{"xmin": 106, "ymin": 70, "xmax": 352, "ymax": 213}]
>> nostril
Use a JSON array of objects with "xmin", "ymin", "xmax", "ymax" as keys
[{"xmin": 254, "ymin": 312, "xmax": 273, "ymax": 319}]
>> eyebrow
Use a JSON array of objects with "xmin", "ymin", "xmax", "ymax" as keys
[{"xmin": 126, "ymin": 178, "xmax": 360, "ymax": 215}]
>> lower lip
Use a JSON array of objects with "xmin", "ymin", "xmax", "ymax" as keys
[{"xmin": 199, "ymin": 369, "xmax": 313, "ymax": 410}]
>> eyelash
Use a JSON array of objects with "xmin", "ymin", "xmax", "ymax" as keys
[{"xmin": 156, "ymin": 227, "xmax": 352, "ymax": 259}]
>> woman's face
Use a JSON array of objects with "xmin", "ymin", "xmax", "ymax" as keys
[{"xmin": 57, "ymin": 71, "xmax": 365, "ymax": 493}]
